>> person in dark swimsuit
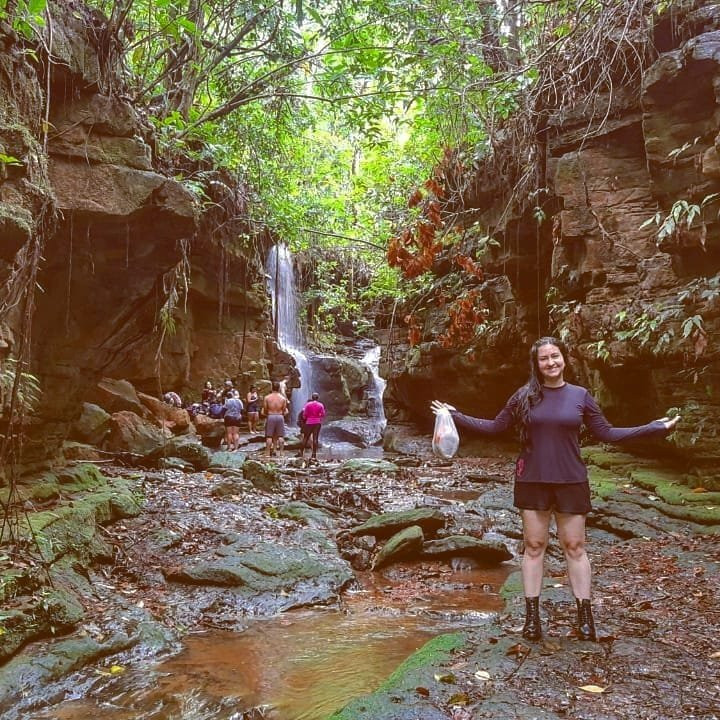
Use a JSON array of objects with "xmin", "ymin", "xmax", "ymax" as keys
[
  {"xmin": 432, "ymin": 336, "xmax": 680, "ymax": 642},
  {"xmin": 246, "ymin": 385, "xmax": 260, "ymax": 434}
]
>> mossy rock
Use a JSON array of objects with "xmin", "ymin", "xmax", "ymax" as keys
[
  {"xmin": 350, "ymin": 508, "xmax": 446, "ymax": 540},
  {"xmin": 630, "ymin": 469, "xmax": 720, "ymax": 508},
  {"xmin": 581, "ymin": 446, "xmax": 656, "ymax": 473},
  {"xmin": 328, "ymin": 632, "xmax": 467, "ymax": 719},
  {"xmin": 56, "ymin": 463, "xmax": 106, "ymax": 489},
  {"xmin": 588, "ymin": 465, "xmax": 627, "ymax": 500}
]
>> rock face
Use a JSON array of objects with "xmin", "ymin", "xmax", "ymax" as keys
[
  {"xmin": 383, "ymin": 6, "xmax": 720, "ymax": 474},
  {"xmin": 0, "ymin": 7, "xmax": 282, "ymax": 473}
]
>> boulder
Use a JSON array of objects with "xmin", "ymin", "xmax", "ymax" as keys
[
  {"xmin": 71, "ymin": 402, "xmax": 111, "ymax": 445},
  {"xmin": 372, "ymin": 525, "xmax": 425, "ymax": 570},
  {"xmin": 350, "ymin": 508, "xmax": 446, "ymax": 540},
  {"xmin": 145, "ymin": 435, "xmax": 212, "ymax": 471},
  {"xmin": 208, "ymin": 450, "xmax": 247, "ymax": 471},
  {"xmin": 105, "ymin": 411, "xmax": 167, "ymax": 456},
  {"xmin": 86, "ymin": 378, "xmax": 146, "ymax": 417},
  {"xmin": 138, "ymin": 392, "xmax": 193, "ymax": 435},
  {"xmin": 194, "ymin": 414, "xmax": 226, "ymax": 447},
  {"xmin": 242, "ymin": 459, "xmax": 281, "ymax": 491}
]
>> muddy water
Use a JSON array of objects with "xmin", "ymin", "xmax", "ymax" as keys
[{"xmin": 34, "ymin": 565, "xmax": 511, "ymax": 720}]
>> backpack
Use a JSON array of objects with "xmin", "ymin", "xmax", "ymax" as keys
[
  {"xmin": 297, "ymin": 409, "xmax": 306, "ymax": 427},
  {"xmin": 208, "ymin": 402, "xmax": 225, "ymax": 419}
]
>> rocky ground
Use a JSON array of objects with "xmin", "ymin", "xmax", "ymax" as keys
[{"xmin": 0, "ymin": 434, "xmax": 719, "ymax": 719}]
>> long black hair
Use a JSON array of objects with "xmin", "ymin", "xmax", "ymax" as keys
[{"xmin": 515, "ymin": 336, "xmax": 569, "ymax": 447}]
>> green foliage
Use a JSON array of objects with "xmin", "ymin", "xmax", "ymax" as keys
[
  {"xmin": 639, "ymin": 193, "xmax": 720, "ymax": 247},
  {"xmin": 0, "ymin": 153, "xmax": 23, "ymax": 167},
  {"xmin": 0, "ymin": 357, "xmax": 42, "ymax": 415},
  {"xmin": 0, "ymin": 0, "xmax": 47, "ymax": 38}
]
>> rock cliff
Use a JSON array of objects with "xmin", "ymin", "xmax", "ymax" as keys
[
  {"xmin": 0, "ymin": 4, "xmax": 278, "ymax": 472},
  {"xmin": 383, "ymin": 3, "xmax": 720, "ymax": 475}
]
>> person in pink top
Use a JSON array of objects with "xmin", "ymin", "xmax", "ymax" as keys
[{"xmin": 299, "ymin": 392, "xmax": 325, "ymax": 463}]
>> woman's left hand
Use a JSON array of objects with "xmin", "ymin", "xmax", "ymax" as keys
[{"xmin": 658, "ymin": 414, "xmax": 681, "ymax": 430}]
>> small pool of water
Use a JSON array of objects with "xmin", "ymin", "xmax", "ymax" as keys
[
  {"xmin": 35, "ymin": 611, "xmax": 459, "ymax": 720},
  {"xmin": 32, "ymin": 563, "xmax": 512, "ymax": 720}
]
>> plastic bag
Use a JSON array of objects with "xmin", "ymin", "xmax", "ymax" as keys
[{"xmin": 432, "ymin": 407, "xmax": 460, "ymax": 459}]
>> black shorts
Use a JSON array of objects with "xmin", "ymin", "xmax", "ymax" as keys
[
  {"xmin": 224, "ymin": 415, "xmax": 242, "ymax": 427},
  {"xmin": 513, "ymin": 481, "xmax": 592, "ymax": 514},
  {"xmin": 302, "ymin": 424, "xmax": 321, "ymax": 442}
]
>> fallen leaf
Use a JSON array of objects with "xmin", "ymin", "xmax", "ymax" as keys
[
  {"xmin": 415, "ymin": 686, "xmax": 430, "ymax": 697},
  {"xmin": 579, "ymin": 684, "xmax": 606, "ymax": 693},
  {"xmin": 505, "ymin": 643, "xmax": 530, "ymax": 657},
  {"xmin": 542, "ymin": 638, "xmax": 562, "ymax": 651},
  {"xmin": 691, "ymin": 487, "xmax": 707, "ymax": 493},
  {"xmin": 474, "ymin": 670, "xmax": 491, "ymax": 680},
  {"xmin": 710, "ymin": 651, "xmax": 720, "ymax": 659},
  {"xmin": 109, "ymin": 665, "xmax": 125, "ymax": 675},
  {"xmin": 447, "ymin": 692, "xmax": 470, "ymax": 706},
  {"xmin": 434, "ymin": 672, "xmax": 456, "ymax": 684}
]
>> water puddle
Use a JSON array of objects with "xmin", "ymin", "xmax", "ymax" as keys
[
  {"xmin": 34, "ymin": 613, "xmax": 457, "ymax": 720},
  {"xmin": 32, "ymin": 564, "xmax": 512, "ymax": 720}
]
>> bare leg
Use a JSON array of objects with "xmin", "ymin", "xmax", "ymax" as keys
[
  {"xmin": 520, "ymin": 509, "xmax": 552, "ymax": 597},
  {"xmin": 556, "ymin": 512, "xmax": 591, "ymax": 600}
]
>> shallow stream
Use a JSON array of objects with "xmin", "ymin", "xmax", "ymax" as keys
[{"xmin": 32, "ymin": 564, "xmax": 511, "ymax": 720}]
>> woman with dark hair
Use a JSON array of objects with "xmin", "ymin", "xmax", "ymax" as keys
[{"xmin": 432, "ymin": 336, "xmax": 679, "ymax": 642}]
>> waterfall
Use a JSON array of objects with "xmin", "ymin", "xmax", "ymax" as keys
[
  {"xmin": 361, "ymin": 345, "xmax": 387, "ymax": 435},
  {"xmin": 266, "ymin": 244, "xmax": 311, "ymax": 422}
]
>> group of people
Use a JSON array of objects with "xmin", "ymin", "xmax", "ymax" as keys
[{"xmin": 163, "ymin": 378, "xmax": 326, "ymax": 460}]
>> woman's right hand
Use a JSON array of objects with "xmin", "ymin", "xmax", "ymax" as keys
[{"xmin": 431, "ymin": 400, "xmax": 456, "ymax": 414}]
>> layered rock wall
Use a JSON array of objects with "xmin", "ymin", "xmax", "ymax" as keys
[
  {"xmin": 384, "ymin": 4, "xmax": 720, "ymax": 472},
  {"xmin": 0, "ymin": 5, "xmax": 278, "ymax": 472}
]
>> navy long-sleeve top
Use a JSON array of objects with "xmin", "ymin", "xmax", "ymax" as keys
[{"xmin": 451, "ymin": 382, "xmax": 667, "ymax": 484}]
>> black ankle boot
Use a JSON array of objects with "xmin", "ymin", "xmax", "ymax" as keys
[
  {"xmin": 522, "ymin": 596, "xmax": 542, "ymax": 640},
  {"xmin": 576, "ymin": 598, "xmax": 597, "ymax": 641}
]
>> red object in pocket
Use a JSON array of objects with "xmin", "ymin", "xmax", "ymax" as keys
[{"xmin": 516, "ymin": 458, "xmax": 525, "ymax": 477}]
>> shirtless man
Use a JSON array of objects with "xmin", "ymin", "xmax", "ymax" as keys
[{"xmin": 262, "ymin": 381, "xmax": 288, "ymax": 457}]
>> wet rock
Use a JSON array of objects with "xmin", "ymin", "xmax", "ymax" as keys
[
  {"xmin": 209, "ymin": 450, "xmax": 247, "ymax": 471},
  {"xmin": 146, "ymin": 435, "xmax": 212, "ymax": 471},
  {"xmin": 394, "ymin": 456, "xmax": 422, "ymax": 467},
  {"xmin": 210, "ymin": 478, "xmax": 251, "ymax": 497},
  {"xmin": 339, "ymin": 458, "xmax": 399, "ymax": 476},
  {"xmin": 158, "ymin": 456, "xmax": 195, "ymax": 472},
  {"xmin": 243, "ymin": 459, "xmax": 281, "ymax": 491},
  {"xmin": 372, "ymin": 525, "xmax": 425, "ymax": 570},
  {"xmin": 466, "ymin": 471, "xmax": 506, "ymax": 483},
  {"xmin": 276, "ymin": 501, "xmax": 335, "ymax": 529},
  {"xmin": 350, "ymin": 508, "xmax": 446, "ymax": 540},
  {"xmin": 421, "ymin": 535, "xmax": 513, "ymax": 565},
  {"xmin": 71, "ymin": 402, "xmax": 111, "ymax": 445},
  {"xmin": 164, "ymin": 542, "xmax": 353, "ymax": 609},
  {"xmin": 0, "ymin": 633, "xmax": 136, "ymax": 712}
]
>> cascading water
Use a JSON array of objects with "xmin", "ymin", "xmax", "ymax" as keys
[
  {"xmin": 266, "ymin": 244, "xmax": 311, "ymax": 422},
  {"xmin": 361, "ymin": 345, "xmax": 387, "ymax": 435}
]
